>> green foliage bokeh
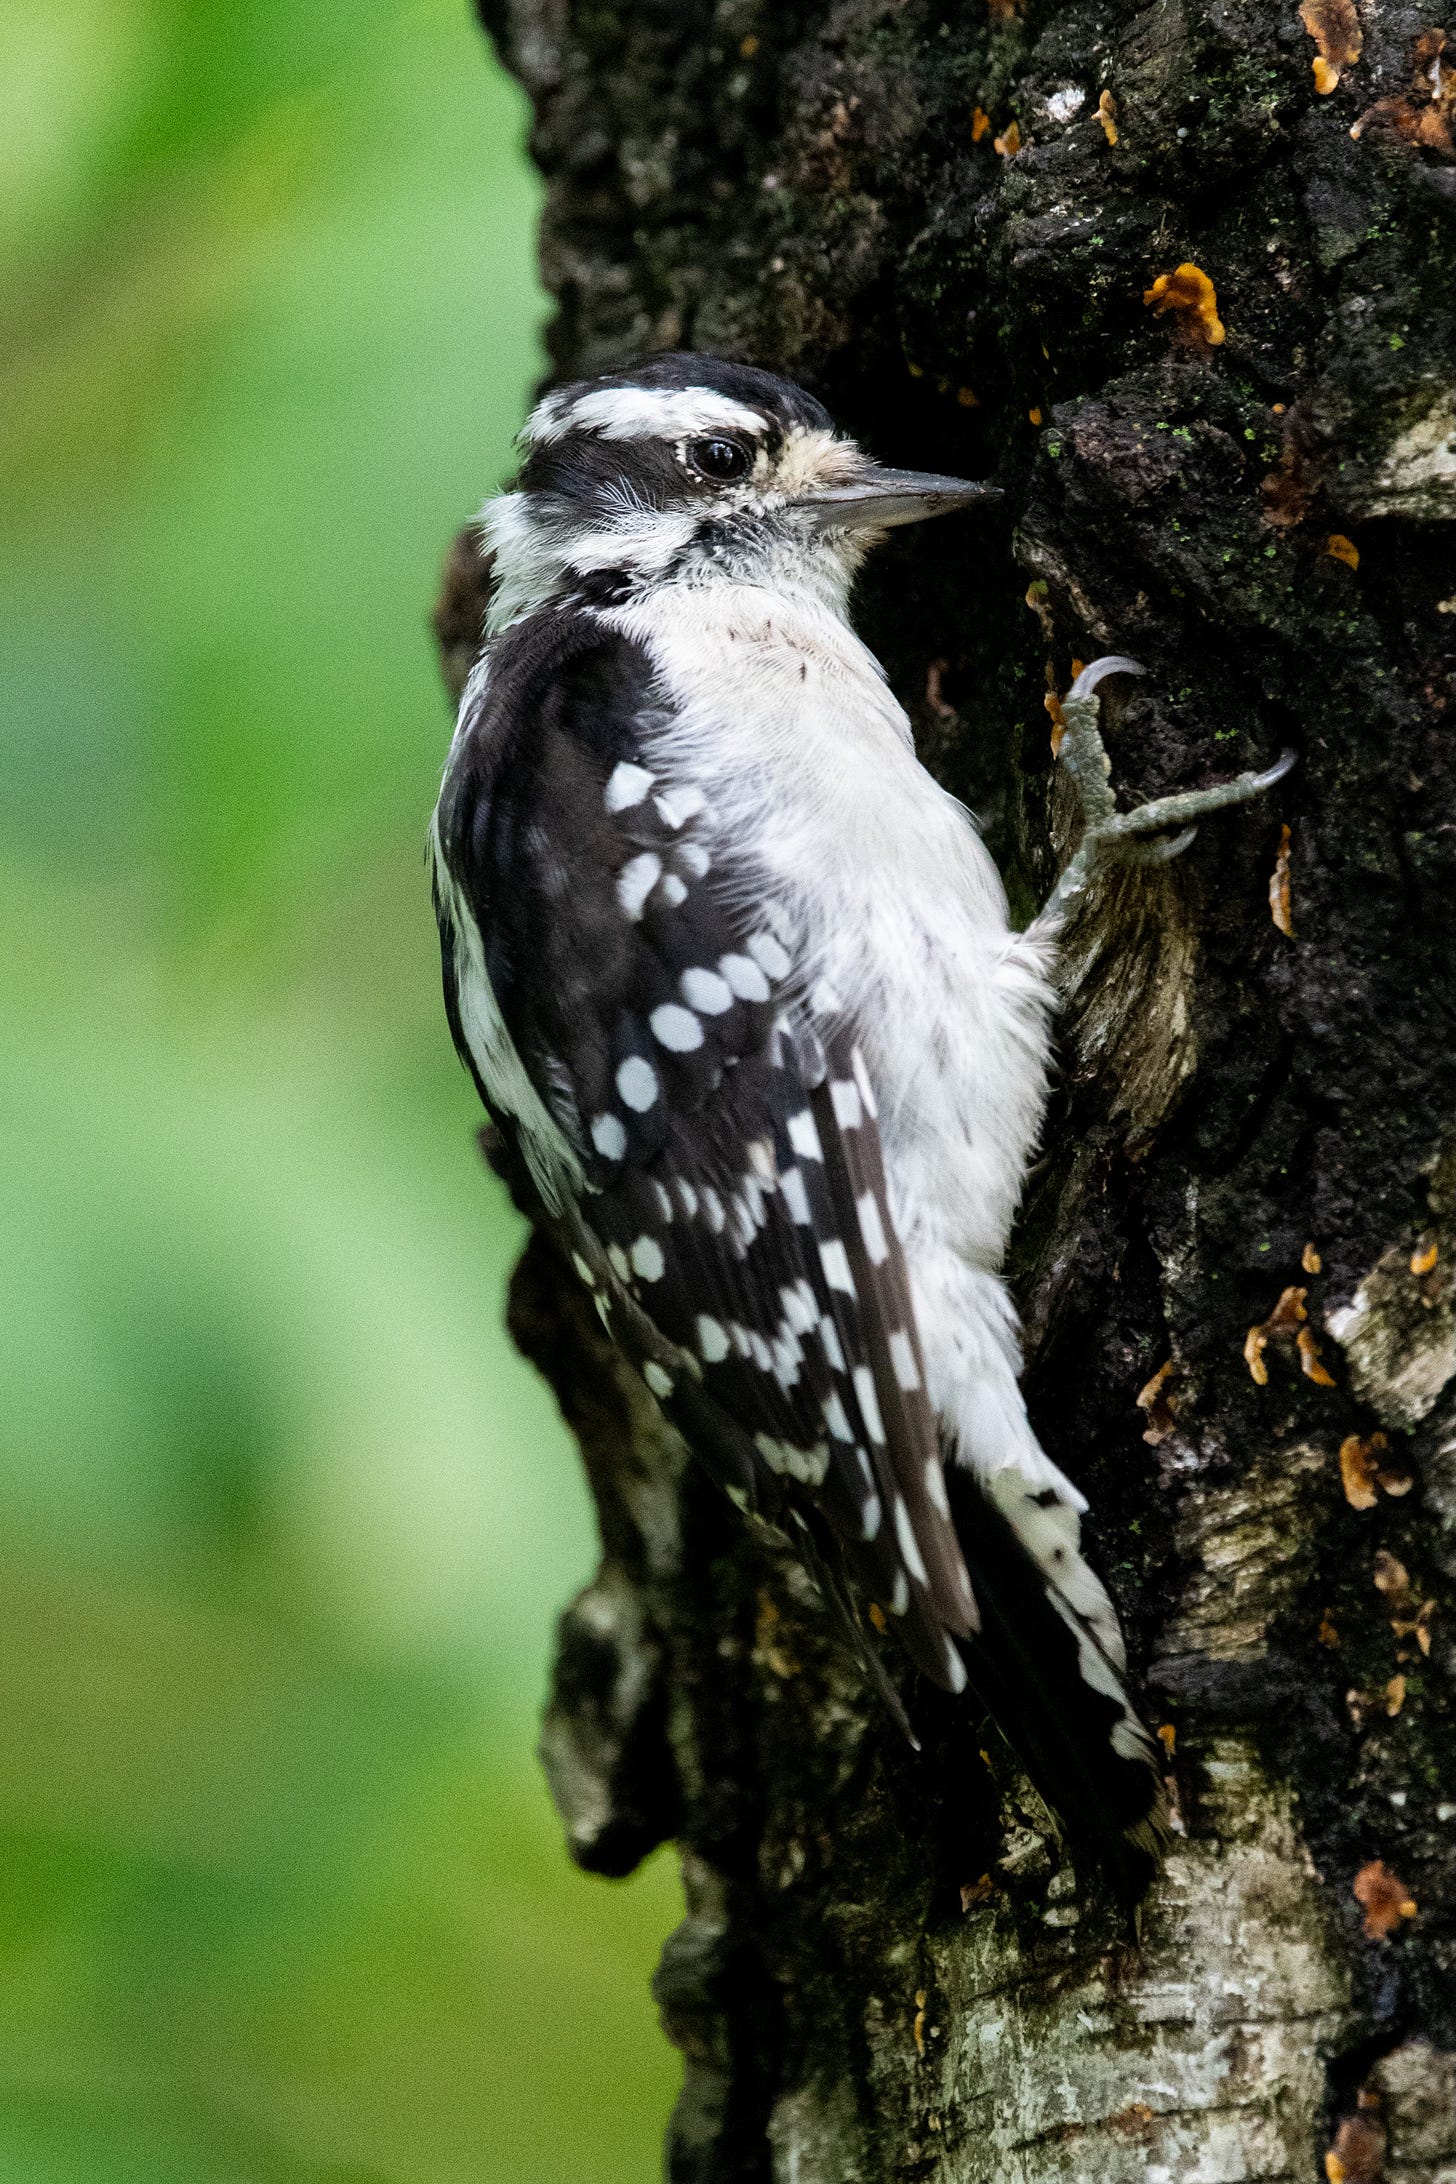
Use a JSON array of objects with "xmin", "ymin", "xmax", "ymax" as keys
[{"xmin": 0, "ymin": 2, "xmax": 681, "ymax": 2176}]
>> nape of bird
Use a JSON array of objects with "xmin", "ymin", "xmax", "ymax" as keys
[{"xmin": 429, "ymin": 352, "xmax": 1293, "ymax": 1899}]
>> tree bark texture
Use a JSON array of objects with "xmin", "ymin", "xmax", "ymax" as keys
[{"xmin": 457, "ymin": 1, "xmax": 1456, "ymax": 2175}]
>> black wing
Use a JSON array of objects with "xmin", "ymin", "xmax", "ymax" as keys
[{"xmin": 433, "ymin": 607, "xmax": 975, "ymax": 1692}]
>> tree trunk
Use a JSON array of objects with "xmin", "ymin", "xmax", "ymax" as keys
[{"xmin": 453, "ymin": 1, "xmax": 1456, "ymax": 2174}]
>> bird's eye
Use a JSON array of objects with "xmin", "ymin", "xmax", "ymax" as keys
[{"xmin": 687, "ymin": 436, "xmax": 751, "ymax": 482}]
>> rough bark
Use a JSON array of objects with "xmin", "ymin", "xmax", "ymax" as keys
[{"xmin": 449, "ymin": 1, "xmax": 1456, "ymax": 2174}]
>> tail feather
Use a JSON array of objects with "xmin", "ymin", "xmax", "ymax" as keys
[{"xmin": 946, "ymin": 1466, "xmax": 1168, "ymax": 1899}]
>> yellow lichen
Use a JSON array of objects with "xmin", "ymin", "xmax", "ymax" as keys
[
  {"xmin": 1270, "ymin": 822, "xmax": 1295, "ymax": 936},
  {"xmin": 1353, "ymin": 1858, "xmax": 1417, "ymax": 1940},
  {"xmin": 1352, "ymin": 29, "xmax": 1455, "ymax": 152},
  {"xmin": 1136, "ymin": 1359, "xmax": 1177, "ymax": 1443},
  {"xmin": 1301, "ymin": 0, "xmax": 1363, "ymax": 93},
  {"xmin": 1267, "ymin": 1285, "xmax": 1309, "ymax": 1331},
  {"xmin": 1298, "ymin": 1324, "xmax": 1338, "ymax": 1385},
  {"xmin": 1340, "ymin": 1433, "xmax": 1381, "ymax": 1509},
  {"xmin": 1143, "ymin": 262, "xmax": 1226, "ymax": 348}
]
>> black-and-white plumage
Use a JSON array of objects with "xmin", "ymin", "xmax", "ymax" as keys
[{"xmin": 431, "ymin": 354, "xmax": 1167, "ymax": 1890}]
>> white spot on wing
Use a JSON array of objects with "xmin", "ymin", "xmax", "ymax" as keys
[
  {"xmin": 892, "ymin": 1333, "xmax": 923, "ymax": 1393},
  {"xmin": 853, "ymin": 1366, "xmax": 886, "ymax": 1445},
  {"xmin": 650, "ymin": 1003, "xmax": 705, "ymax": 1051},
  {"xmin": 643, "ymin": 1360, "xmax": 673, "ymax": 1398},
  {"xmin": 696, "ymin": 1314, "xmax": 730, "ymax": 1362},
  {"xmin": 856, "ymin": 1189, "xmax": 889, "ymax": 1264},
  {"xmin": 893, "ymin": 1496, "xmax": 929, "ymax": 1586},
  {"xmin": 780, "ymin": 1167, "xmax": 811, "ymax": 1225},
  {"xmin": 719, "ymin": 952, "xmax": 770, "ymax": 1002},
  {"xmin": 616, "ymin": 1056, "xmax": 659, "ymax": 1111},
  {"xmin": 780, "ymin": 1282, "xmax": 817, "ymax": 1335},
  {"xmin": 850, "ymin": 1047, "xmax": 879, "ymax": 1119},
  {"xmin": 604, "ymin": 761, "xmax": 653, "ymax": 812},
  {"xmin": 830, "ymin": 1079, "xmax": 863, "ymax": 1130},
  {"xmin": 681, "ymin": 967, "xmax": 732, "ymax": 1016},
  {"xmin": 819, "ymin": 1239, "xmax": 856, "ymax": 1296},
  {"xmin": 617, "ymin": 852, "xmax": 661, "ymax": 919},
  {"xmin": 787, "ymin": 1110, "xmax": 823, "ymax": 1162},
  {"xmin": 653, "ymin": 784, "xmax": 708, "ymax": 829},
  {"xmin": 746, "ymin": 1138, "xmax": 776, "ymax": 1181},
  {"xmin": 630, "ymin": 1235, "xmax": 666, "ymax": 1281},
  {"xmin": 747, "ymin": 931, "xmax": 792, "ymax": 981},
  {"xmin": 591, "ymin": 1113, "xmax": 628, "ymax": 1161},
  {"xmin": 793, "ymin": 1442, "xmax": 830, "ymax": 1487},
  {"xmin": 822, "ymin": 1393, "xmax": 853, "ymax": 1441}
]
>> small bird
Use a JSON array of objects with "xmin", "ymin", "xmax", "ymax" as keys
[{"xmin": 430, "ymin": 353, "xmax": 1291, "ymax": 1894}]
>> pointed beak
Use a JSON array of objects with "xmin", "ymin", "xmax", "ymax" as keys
[{"xmin": 793, "ymin": 463, "xmax": 1000, "ymax": 533}]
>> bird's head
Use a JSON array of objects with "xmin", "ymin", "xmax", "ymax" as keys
[{"xmin": 480, "ymin": 353, "xmax": 996, "ymax": 630}]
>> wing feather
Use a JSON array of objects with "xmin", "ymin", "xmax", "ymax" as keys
[{"xmin": 433, "ymin": 607, "xmax": 974, "ymax": 1698}]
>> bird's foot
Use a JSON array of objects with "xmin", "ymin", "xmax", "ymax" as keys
[{"xmin": 1044, "ymin": 655, "xmax": 1296, "ymax": 922}]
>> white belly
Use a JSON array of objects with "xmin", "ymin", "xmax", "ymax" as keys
[{"xmin": 606, "ymin": 578, "xmax": 1058, "ymax": 1277}]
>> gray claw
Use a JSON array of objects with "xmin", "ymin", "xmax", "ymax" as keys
[
  {"xmin": 1132, "ymin": 824, "xmax": 1199, "ymax": 866},
  {"xmin": 1252, "ymin": 748, "xmax": 1298, "ymax": 792},
  {"xmin": 1066, "ymin": 655, "xmax": 1145, "ymax": 701}
]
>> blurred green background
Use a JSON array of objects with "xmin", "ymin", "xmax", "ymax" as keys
[{"xmin": 0, "ymin": 2, "xmax": 682, "ymax": 2178}]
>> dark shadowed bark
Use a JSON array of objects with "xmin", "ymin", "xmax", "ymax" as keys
[{"xmin": 441, "ymin": 0, "xmax": 1456, "ymax": 2173}]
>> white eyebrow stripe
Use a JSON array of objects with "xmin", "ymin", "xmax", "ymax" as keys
[{"xmin": 526, "ymin": 386, "xmax": 767, "ymax": 445}]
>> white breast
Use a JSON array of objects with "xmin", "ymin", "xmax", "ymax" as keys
[{"xmin": 605, "ymin": 580, "xmax": 1058, "ymax": 1274}]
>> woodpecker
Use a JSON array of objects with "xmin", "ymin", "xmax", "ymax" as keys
[{"xmin": 430, "ymin": 353, "xmax": 1292, "ymax": 1893}]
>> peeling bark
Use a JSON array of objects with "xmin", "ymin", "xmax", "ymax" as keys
[{"xmin": 448, "ymin": 0, "xmax": 1456, "ymax": 2171}]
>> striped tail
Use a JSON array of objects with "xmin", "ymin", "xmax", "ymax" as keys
[{"xmin": 945, "ymin": 1464, "xmax": 1168, "ymax": 1901}]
